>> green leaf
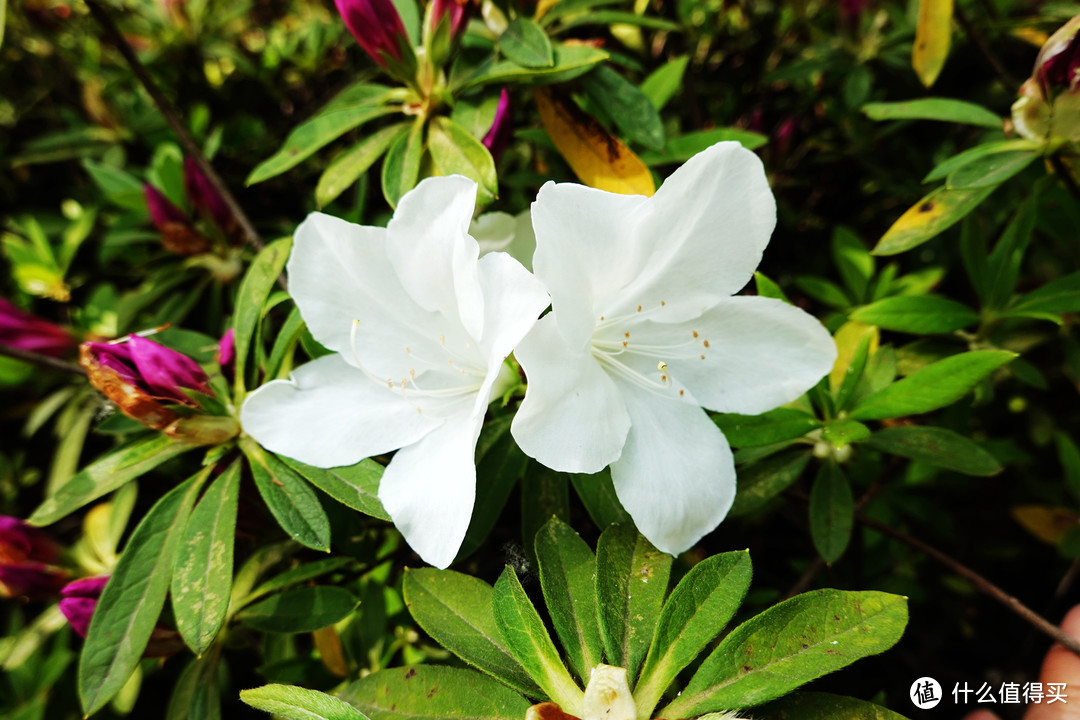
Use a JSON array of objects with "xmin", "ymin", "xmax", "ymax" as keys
[
  {"xmin": 754, "ymin": 271, "xmax": 790, "ymax": 302},
  {"xmin": 821, "ymin": 420, "xmax": 870, "ymax": 448},
  {"xmin": 460, "ymin": 44, "xmax": 608, "ymax": 89},
  {"xmin": 760, "ymin": 692, "xmax": 914, "ymax": 720},
  {"xmin": 809, "ymin": 462, "xmax": 853, "ymax": 564},
  {"xmin": 233, "ymin": 237, "xmax": 291, "ymax": 399},
  {"xmin": 246, "ymin": 557, "xmax": 357, "ymax": 606},
  {"xmin": 171, "ymin": 461, "xmax": 241, "ymax": 656},
  {"xmin": 986, "ymin": 192, "xmax": 1038, "ymax": 308},
  {"xmin": 79, "ymin": 470, "xmax": 208, "ymax": 715},
  {"xmin": 166, "ymin": 654, "xmax": 221, "ymax": 720},
  {"xmin": 865, "ymin": 426, "xmax": 1001, "ymax": 476},
  {"xmin": 595, "ymin": 523, "xmax": 672, "ymax": 682},
  {"xmin": 316, "ymin": 123, "xmax": 410, "ymax": 207},
  {"xmin": 342, "ymin": 665, "xmax": 530, "ymax": 720},
  {"xmin": 872, "ymin": 185, "xmax": 996, "ymax": 256},
  {"xmin": 946, "ymin": 150, "xmax": 1037, "ymax": 189},
  {"xmin": 242, "ymin": 684, "xmax": 369, "ymax": 720},
  {"xmin": 498, "ymin": 17, "xmax": 555, "ymax": 68},
  {"xmin": 570, "ymin": 469, "xmax": 630, "ymax": 527},
  {"xmin": 520, "ymin": 463, "xmax": 570, "ymax": 566},
  {"xmin": 793, "ymin": 276, "xmax": 850, "ymax": 309},
  {"xmin": 1057, "ymin": 433, "xmax": 1080, "ymax": 505},
  {"xmin": 534, "ymin": 518, "xmax": 603, "ymax": 685},
  {"xmin": 247, "ymin": 104, "xmax": 397, "ymax": 185},
  {"xmin": 82, "ymin": 160, "xmax": 146, "ymax": 211},
  {"xmin": 851, "ymin": 296, "xmax": 978, "ymax": 334},
  {"xmin": 459, "ymin": 415, "xmax": 528, "ymax": 559},
  {"xmin": 282, "ymin": 457, "xmax": 389, "ymax": 521},
  {"xmin": 862, "ymin": 98, "xmax": 1001, "ymax": 128},
  {"xmin": 0, "ymin": 0, "xmax": 6, "ymax": 50},
  {"xmin": 661, "ymin": 590, "xmax": 908, "ymax": 717},
  {"xmin": 428, "ymin": 117, "xmax": 498, "ymax": 207},
  {"xmin": 582, "ymin": 65, "xmax": 665, "ymax": 151},
  {"xmin": 29, "ymin": 434, "xmax": 194, "ymax": 526},
  {"xmin": 833, "ymin": 331, "xmax": 873, "ymax": 412},
  {"xmin": 382, "ymin": 119, "xmax": 425, "ymax": 209},
  {"xmin": 241, "ymin": 438, "xmax": 331, "ymax": 552},
  {"xmin": 831, "ymin": 227, "xmax": 873, "ymax": 303},
  {"xmin": 1010, "ymin": 272, "xmax": 1080, "ymax": 315},
  {"xmin": 641, "ymin": 128, "xmax": 767, "ymax": 165},
  {"xmin": 492, "ymin": 568, "xmax": 583, "ymax": 710},
  {"xmin": 714, "ymin": 409, "xmax": 820, "ymax": 448},
  {"xmin": 402, "ymin": 569, "xmax": 540, "ymax": 697},
  {"xmin": 634, "ymin": 551, "xmax": 752, "ymax": 718},
  {"xmin": 640, "ymin": 55, "xmax": 689, "ymax": 112},
  {"xmin": 237, "ymin": 586, "xmax": 357, "ymax": 633},
  {"xmin": 924, "ymin": 139, "xmax": 1040, "ymax": 182},
  {"xmin": 729, "ymin": 451, "xmax": 812, "ymax": 518},
  {"xmin": 849, "ymin": 350, "xmax": 1015, "ymax": 420}
]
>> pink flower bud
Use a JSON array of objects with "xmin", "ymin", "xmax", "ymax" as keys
[
  {"xmin": 0, "ymin": 298, "xmax": 76, "ymax": 358},
  {"xmin": 0, "ymin": 517, "xmax": 67, "ymax": 600},
  {"xmin": 334, "ymin": 0, "xmax": 409, "ymax": 68},
  {"xmin": 1035, "ymin": 15, "xmax": 1080, "ymax": 98},
  {"xmin": 218, "ymin": 328, "xmax": 236, "ymax": 383},
  {"xmin": 143, "ymin": 184, "xmax": 189, "ymax": 231},
  {"xmin": 430, "ymin": 0, "xmax": 472, "ymax": 41},
  {"xmin": 144, "ymin": 183, "xmax": 212, "ymax": 256},
  {"xmin": 183, "ymin": 157, "xmax": 234, "ymax": 232},
  {"xmin": 482, "ymin": 89, "xmax": 512, "ymax": 163},
  {"xmin": 839, "ymin": 0, "xmax": 867, "ymax": 23}
]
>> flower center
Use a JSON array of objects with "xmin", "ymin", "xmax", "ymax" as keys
[{"xmin": 589, "ymin": 302, "xmax": 710, "ymax": 399}]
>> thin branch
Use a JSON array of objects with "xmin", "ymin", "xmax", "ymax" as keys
[
  {"xmin": 856, "ymin": 511, "xmax": 1080, "ymax": 658},
  {"xmin": 0, "ymin": 344, "xmax": 85, "ymax": 376},
  {"xmin": 83, "ymin": 0, "xmax": 264, "ymax": 252},
  {"xmin": 952, "ymin": 3, "xmax": 1020, "ymax": 93}
]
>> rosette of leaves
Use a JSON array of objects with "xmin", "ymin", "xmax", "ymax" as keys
[{"xmin": 241, "ymin": 518, "xmax": 908, "ymax": 720}]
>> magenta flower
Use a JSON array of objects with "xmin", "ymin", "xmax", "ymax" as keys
[
  {"xmin": 60, "ymin": 575, "xmax": 184, "ymax": 656},
  {"xmin": 482, "ymin": 89, "xmax": 512, "ymax": 163},
  {"xmin": 0, "ymin": 516, "xmax": 67, "ymax": 600},
  {"xmin": 0, "ymin": 298, "xmax": 76, "ymax": 358},
  {"xmin": 218, "ymin": 328, "xmax": 236, "ymax": 382},
  {"xmin": 430, "ymin": 0, "xmax": 472, "ymax": 41},
  {"xmin": 184, "ymin": 157, "xmax": 233, "ymax": 231},
  {"xmin": 334, "ymin": 0, "xmax": 409, "ymax": 69}
]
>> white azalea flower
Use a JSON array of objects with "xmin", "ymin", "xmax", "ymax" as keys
[
  {"xmin": 510, "ymin": 141, "xmax": 836, "ymax": 556},
  {"xmin": 241, "ymin": 175, "xmax": 549, "ymax": 569}
]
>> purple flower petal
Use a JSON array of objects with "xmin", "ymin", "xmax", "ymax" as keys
[
  {"xmin": 183, "ymin": 157, "xmax": 233, "ymax": 231},
  {"xmin": 59, "ymin": 596, "xmax": 98, "ymax": 637},
  {"xmin": 144, "ymin": 185, "xmax": 190, "ymax": 231},
  {"xmin": 61, "ymin": 575, "xmax": 110, "ymax": 598},
  {"xmin": 128, "ymin": 335, "xmax": 211, "ymax": 402},
  {"xmin": 334, "ymin": 0, "xmax": 407, "ymax": 67},
  {"xmin": 482, "ymin": 89, "xmax": 512, "ymax": 163},
  {"xmin": 0, "ymin": 298, "xmax": 77, "ymax": 359}
]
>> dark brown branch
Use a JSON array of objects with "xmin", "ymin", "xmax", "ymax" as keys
[
  {"xmin": 857, "ymin": 511, "xmax": 1080, "ymax": 658},
  {"xmin": 952, "ymin": 3, "xmax": 1020, "ymax": 93},
  {"xmin": 0, "ymin": 344, "xmax": 85, "ymax": 377},
  {"xmin": 83, "ymin": 0, "xmax": 264, "ymax": 252}
]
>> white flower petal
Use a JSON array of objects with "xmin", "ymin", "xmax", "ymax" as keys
[
  {"xmin": 638, "ymin": 296, "xmax": 836, "ymax": 415},
  {"xmin": 512, "ymin": 315, "xmax": 630, "ymax": 473},
  {"xmin": 609, "ymin": 390, "xmax": 735, "ymax": 555},
  {"xmin": 531, "ymin": 182, "xmax": 649, "ymax": 349},
  {"xmin": 388, "ymin": 175, "xmax": 485, "ymax": 340},
  {"xmin": 240, "ymin": 354, "xmax": 442, "ymax": 468},
  {"xmin": 378, "ymin": 414, "xmax": 484, "ymax": 568}
]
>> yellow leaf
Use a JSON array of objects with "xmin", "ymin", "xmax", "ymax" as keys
[
  {"xmin": 534, "ymin": 88, "xmax": 655, "ymax": 196},
  {"xmin": 829, "ymin": 321, "xmax": 879, "ymax": 390},
  {"xmin": 872, "ymin": 184, "xmax": 993, "ymax": 256},
  {"xmin": 313, "ymin": 626, "xmax": 349, "ymax": 677},
  {"xmin": 1011, "ymin": 505, "xmax": 1079, "ymax": 545},
  {"xmin": 1012, "ymin": 27, "xmax": 1050, "ymax": 48},
  {"xmin": 912, "ymin": 0, "xmax": 953, "ymax": 88}
]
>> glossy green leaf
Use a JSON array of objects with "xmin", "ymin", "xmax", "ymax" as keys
[
  {"xmin": 831, "ymin": 227, "xmax": 873, "ymax": 303},
  {"xmin": 821, "ymin": 420, "xmax": 870, "ymax": 447},
  {"xmin": 641, "ymin": 128, "xmax": 767, "ymax": 165},
  {"xmin": 233, "ymin": 237, "xmax": 291, "ymax": 399},
  {"xmin": 986, "ymin": 191, "xmax": 1038, "ymax": 308},
  {"xmin": 237, "ymin": 586, "xmax": 357, "ymax": 633},
  {"xmin": 316, "ymin": 123, "xmax": 409, "ymax": 207},
  {"xmin": 754, "ymin": 271, "xmax": 790, "ymax": 302},
  {"xmin": 1010, "ymin": 272, "xmax": 1080, "ymax": 315},
  {"xmin": 794, "ymin": 276, "xmax": 850, "ymax": 309},
  {"xmin": 460, "ymin": 44, "xmax": 608, "ymax": 89},
  {"xmin": 381, "ymin": 119, "xmax": 425, "ymax": 208},
  {"xmin": 849, "ymin": 350, "xmax": 1015, "ymax": 420},
  {"xmin": 402, "ymin": 569, "xmax": 540, "ymax": 697},
  {"xmin": 247, "ymin": 104, "xmax": 397, "ymax": 185},
  {"xmin": 661, "ymin": 590, "xmax": 908, "ymax": 716},
  {"xmin": 246, "ymin": 557, "xmax": 357, "ymax": 607},
  {"xmin": 492, "ymin": 568, "xmax": 583, "ymax": 710},
  {"xmin": 862, "ymin": 98, "xmax": 999, "ymax": 128},
  {"xmin": 873, "ymin": 185, "xmax": 995, "ymax": 256},
  {"xmin": 634, "ymin": 551, "xmax": 752, "ymax": 718},
  {"xmin": 499, "ymin": 17, "xmax": 555, "ymax": 68},
  {"xmin": 639, "ymin": 55, "xmax": 689, "ymax": 112},
  {"xmin": 595, "ymin": 523, "xmax": 672, "ymax": 682},
  {"xmin": 851, "ymin": 296, "xmax": 978, "ymax": 334},
  {"xmin": 924, "ymin": 139, "xmax": 1040, "ymax": 182},
  {"xmin": 166, "ymin": 654, "xmax": 221, "ymax": 720},
  {"xmin": 534, "ymin": 518, "xmax": 603, "ymax": 685},
  {"xmin": 570, "ymin": 469, "xmax": 630, "ymax": 528},
  {"xmin": 946, "ymin": 150, "xmax": 1037, "ymax": 189},
  {"xmin": 242, "ymin": 684, "xmax": 368, "ymax": 720},
  {"xmin": 459, "ymin": 415, "xmax": 528, "ymax": 559},
  {"xmin": 729, "ymin": 451, "xmax": 812, "ymax": 518},
  {"xmin": 714, "ymin": 408, "xmax": 820, "ymax": 448},
  {"xmin": 241, "ymin": 438, "xmax": 331, "ymax": 552},
  {"xmin": 82, "ymin": 160, "xmax": 146, "ymax": 211},
  {"xmin": 29, "ymin": 434, "xmax": 195, "ymax": 526},
  {"xmin": 282, "ymin": 457, "xmax": 389, "ymax": 521},
  {"xmin": 866, "ymin": 426, "xmax": 1001, "ymax": 476},
  {"xmin": 809, "ymin": 463, "xmax": 853, "ymax": 564},
  {"xmin": 761, "ymin": 692, "xmax": 913, "ymax": 720},
  {"xmin": 79, "ymin": 470, "xmax": 207, "ymax": 715},
  {"xmin": 172, "ymin": 461, "xmax": 241, "ymax": 655},
  {"xmin": 428, "ymin": 117, "xmax": 498, "ymax": 207},
  {"xmin": 582, "ymin": 65, "xmax": 665, "ymax": 150},
  {"xmin": 342, "ymin": 665, "xmax": 531, "ymax": 720},
  {"xmin": 833, "ymin": 330, "xmax": 874, "ymax": 412}
]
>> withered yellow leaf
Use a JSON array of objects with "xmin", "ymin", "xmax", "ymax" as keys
[
  {"xmin": 872, "ymin": 184, "xmax": 994, "ymax": 256},
  {"xmin": 829, "ymin": 321, "xmax": 879, "ymax": 390},
  {"xmin": 912, "ymin": 0, "xmax": 953, "ymax": 88},
  {"xmin": 1011, "ymin": 505, "xmax": 1079, "ymax": 545},
  {"xmin": 313, "ymin": 626, "xmax": 349, "ymax": 677},
  {"xmin": 534, "ymin": 87, "xmax": 655, "ymax": 196}
]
